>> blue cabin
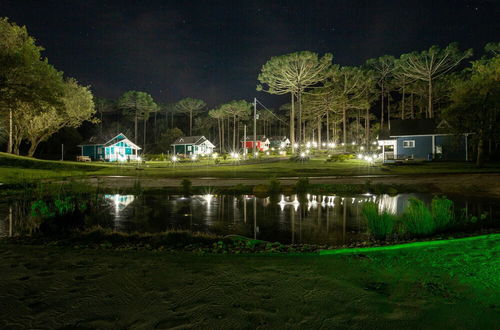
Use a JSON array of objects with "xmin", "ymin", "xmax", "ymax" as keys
[
  {"xmin": 378, "ymin": 119, "xmax": 470, "ymax": 162},
  {"xmin": 78, "ymin": 133, "xmax": 141, "ymax": 161}
]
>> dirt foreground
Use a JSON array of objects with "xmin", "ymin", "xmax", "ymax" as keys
[{"xmin": 0, "ymin": 234, "xmax": 498, "ymax": 329}]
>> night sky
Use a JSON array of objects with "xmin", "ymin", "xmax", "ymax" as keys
[{"xmin": 1, "ymin": 0, "xmax": 498, "ymax": 108}]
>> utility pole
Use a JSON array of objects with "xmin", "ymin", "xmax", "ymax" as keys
[
  {"xmin": 253, "ymin": 97, "xmax": 257, "ymax": 156},
  {"xmin": 243, "ymin": 124, "xmax": 247, "ymax": 159}
]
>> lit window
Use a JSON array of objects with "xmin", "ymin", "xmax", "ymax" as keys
[{"xmin": 403, "ymin": 140, "xmax": 415, "ymax": 148}]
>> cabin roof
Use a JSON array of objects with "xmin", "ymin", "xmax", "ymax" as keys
[
  {"xmin": 78, "ymin": 133, "xmax": 141, "ymax": 149},
  {"xmin": 171, "ymin": 136, "xmax": 214, "ymax": 146},
  {"xmin": 379, "ymin": 119, "xmax": 453, "ymax": 140}
]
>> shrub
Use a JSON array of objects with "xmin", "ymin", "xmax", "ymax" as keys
[
  {"xmin": 431, "ymin": 196, "xmax": 454, "ymax": 231},
  {"xmin": 181, "ymin": 179, "xmax": 192, "ymax": 196},
  {"xmin": 402, "ymin": 198, "xmax": 435, "ymax": 236},
  {"xmin": 295, "ymin": 177, "xmax": 309, "ymax": 193},
  {"xmin": 253, "ymin": 184, "xmax": 269, "ymax": 196},
  {"xmin": 362, "ymin": 202, "xmax": 397, "ymax": 240},
  {"xmin": 327, "ymin": 154, "xmax": 354, "ymax": 162}
]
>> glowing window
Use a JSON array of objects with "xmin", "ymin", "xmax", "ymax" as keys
[{"xmin": 403, "ymin": 140, "xmax": 415, "ymax": 148}]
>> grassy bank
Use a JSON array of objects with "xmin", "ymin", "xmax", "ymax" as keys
[
  {"xmin": 2, "ymin": 152, "xmax": 500, "ymax": 184},
  {"xmin": 0, "ymin": 234, "xmax": 498, "ymax": 328}
]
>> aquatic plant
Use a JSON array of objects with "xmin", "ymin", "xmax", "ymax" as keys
[
  {"xmin": 362, "ymin": 202, "xmax": 397, "ymax": 240},
  {"xmin": 295, "ymin": 177, "xmax": 309, "ymax": 193},
  {"xmin": 431, "ymin": 196, "xmax": 455, "ymax": 231},
  {"xmin": 402, "ymin": 198, "xmax": 435, "ymax": 236}
]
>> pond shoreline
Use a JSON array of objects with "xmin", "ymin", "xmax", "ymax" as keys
[
  {"xmin": 2, "ymin": 172, "xmax": 500, "ymax": 198},
  {"xmin": 5, "ymin": 228, "xmax": 498, "ymax": 255},
  {"xmin": 63, "ymin": 172, "xmax": 500, "ymax": 198}
]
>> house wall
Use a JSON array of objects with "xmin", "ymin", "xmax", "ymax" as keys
[
  {"xmin": 82, "ymin": 145, "xmax": 104, "ymax": 160},
  {"xmin": 396, "ymin": 136, "xmax": 433, "ymax": 160},
  {"xmin": 395, "ymin": 135, "xmax": 466, "ymax": 161}
]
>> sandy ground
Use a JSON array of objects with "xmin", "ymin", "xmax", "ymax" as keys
[
  {"xmin": 88, "ymin": 173, "xmax": 500, "ymax": 197},
  {"xmin": 0, "ymin": 235, "xmax": 498, "ymax": 329}
]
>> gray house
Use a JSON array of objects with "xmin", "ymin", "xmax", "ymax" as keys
[{"xmin": 378, "ymin": 119, "xmax": 470, "ymax": 162}]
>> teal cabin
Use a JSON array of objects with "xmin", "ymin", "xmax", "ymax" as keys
[
  {"xmin": 78, "ymin": 133, "xmax": 141, "ymax": 161},
  {"xmin": 269, "ymin": 136, "xmax": 291, "ymax": 149},
  {"xmin": 171, "ymin": 136, "xmax": 215, "ymax": 155}
]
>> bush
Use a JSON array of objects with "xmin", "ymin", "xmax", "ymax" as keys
[
  {"xmin": 431, "ymin": 196, "xmax": 454, "ymax": 231},
  {"xmin": 253, "ymin": 184, "xmax": 269, "ymax": 196},
  {"xmin": 402, "ymin": 198, "xmax": 435, "ymax": 236},
  {"xmin": 327, "ymin": 154, "xmax": 354, "ymax": 162},
  {"xmin": 362, "ymin": 202, "xmax": 397, "ymax": 240},
  {"xmin": 181, "ymin": 179, "xmax": 192, "ymax": 196},
  {"xmin": 295, "ymin": 177, "xmax": 309, "ymax": 193}
]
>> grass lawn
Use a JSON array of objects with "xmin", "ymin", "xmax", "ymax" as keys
[
  {"xmin": 1, "ymin": 151, "xmax": 500, "ymax": 184},
  {"xmin": 0, "ymin": 235, "xmax": 498, "ymax": 329}
]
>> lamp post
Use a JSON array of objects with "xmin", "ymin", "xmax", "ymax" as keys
[{"xmin": 253, "ymin": 97, "xmax": 257, "ymax": 156}]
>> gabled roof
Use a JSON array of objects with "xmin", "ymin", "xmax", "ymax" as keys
[
  {"xmin": 78, "ymin": 135, "xmax": 107, "ymax": 146},
  {"xmin": 377, "ymin": 119, "xmax": 458, "ymax": 140},
  {"xmin": 104, "ymin": 133, "xmax": 141, "ymax": 149},
  {"xmin": 171, "ymin": 136, "xmax": 214, "ymax": 146},
  {"xmin": 241, "ymin": 135, "xmax": 269, "ymax": 142},
  {"xmin": 389, "ymin": 119, "xmax": 438, "ymax": 136}
]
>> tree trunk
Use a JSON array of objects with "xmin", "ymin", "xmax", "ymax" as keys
[
  {"xmin": 7, "ymin": 109, "xmax": 13, "ymax": 153},
  {"xmin": 401, "ymin": 77, "xmax": 406, "ymax": 119},
  {"xmin": 233, "ymin": 115, "xmax": 236, "ymax": 151},
  {"xmin": 298, "ymin": 92, "xmax": 302, "ymax": 144},
  {"xmin": 380, "ymin": 84, "xmax": 385, "ymax": 128},
  {"xmin": 221, "ymin": 119, "xmax": 225, "ymax": 153},
  {"xmin": 343, "ymin": 104, "xmax": 347, "ymax": 148},
  {"xmin": 356, "ymin": 110, "xmax": 360, "ymax": 144},
  {"xmin": 326, "ymin": 110, "xmax": 330, "ymax": 143},
  {"xmin": 134, "ymin": 112, "xmax": 138, "ymax": 144},
  {"xmin": 154, "ymin": 110, "xmax": 157, "ymax": 142},
  {"xmin": 365, "ymin": 107, "xmax": 370, "ymax": 149},
  {"xmin": 387, "ymin": 94, "xmax": 391, "ymax": 130},
  {"xmin": 410, "ymin": 93, "xmax": 414, "ymax": 119},
  {"xmin": 217, "ymin": 119, "xmax": 221, "ymax": 153},
  {"xmin": 189, "ymin": 110, "xmax": 193, "ymax": 136},
  {"xmin": 28, "ymin": 139, "xmax": 41, "ymax": 157},
  {"xmin": 227, "ymin": 118, "xmax": 230, "ymax": 151},
  {"xmin": 143, "ymin": 118, "xmax": 147, "ymax": 153},
  {"xmin": 428, "ymin": 79, "xmax": 433, "ymax": 118},
  {"xmin": 476, "ymin": 136, "xmax": 484, "ymax": 167},
  {"xmin": 317, "ymin": 116, "xmax": 321, "ymax": 149},
  {"xmin": 290, "ymin": 93, "xmax": 295, "ymax": 152}
]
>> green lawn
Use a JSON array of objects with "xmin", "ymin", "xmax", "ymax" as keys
[
  {"xmin": 0, "ymin": 234, "xmax": 498, "ymax": 328},
  {"xmin": 1, "ymin": 152, "xmax": 500, "ymax": 184}
]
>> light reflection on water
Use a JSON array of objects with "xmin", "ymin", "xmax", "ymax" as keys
[{"xmin": 0, "ymin": 193, "xmax": 498, "ymax": 245}]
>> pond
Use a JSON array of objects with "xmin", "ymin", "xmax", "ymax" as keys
[{"xmin": 0, "ymin": 193, "xmax": 498, "ymax": 245}]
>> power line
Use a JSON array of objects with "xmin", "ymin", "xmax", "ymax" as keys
[{"xmin": 254, "ymin": 98, "xmax": 289, "ymax": 126}]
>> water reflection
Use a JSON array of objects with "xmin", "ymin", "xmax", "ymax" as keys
[
  {"xmin": 104, "ymin": 194, "xmax": 135, "ymax": 230},
  {"xmin": 1, "ymin": 193, "xmax": 498, "ymax": 245}
]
